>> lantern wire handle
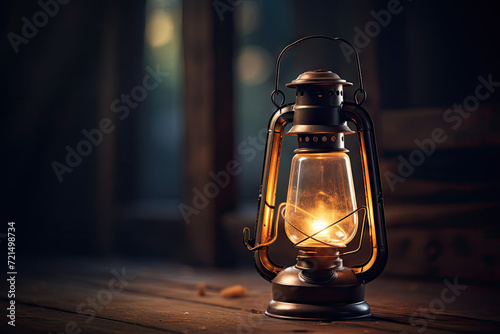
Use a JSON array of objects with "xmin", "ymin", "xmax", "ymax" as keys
[
  {"xmin": 243, "ymin": 206, "xmax": 280, "ymax": 251},
  {"xmin": 280, "ymin": 203, "xmax": 369, "ymax": 251},
  {"xmin": 271, "ymin": 35, "xmax": 367, "ymax": 108},
  {"xmin": 339, "ymin": 207, "xmax": 368, "ymax": 256},
  {"xmin": 244, "ymin": 200, "xmax": 369, "ymax": 255}
]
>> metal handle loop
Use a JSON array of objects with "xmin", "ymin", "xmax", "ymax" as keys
[
  {"xmin": 354, "ymin": 88, "xmax": 367, "ymax": 105},
  {"xmin": 270, "ymin": 89, "xmax": 286, "ymax": 109},
  {"xmin": 272, "ymin": 35, "xmax": 366, "ymax": 107}
]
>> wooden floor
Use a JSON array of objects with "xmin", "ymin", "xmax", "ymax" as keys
[{"xmin": 1, "ymin": 258, "xmax": 499, "ymax": 333}]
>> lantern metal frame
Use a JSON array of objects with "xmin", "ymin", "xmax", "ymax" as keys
[{"xmin": 243, "ymin": 35, "xmax": 388, "ymax": 320}]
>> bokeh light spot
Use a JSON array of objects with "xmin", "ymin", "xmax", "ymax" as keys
[
  {"xmin": 237, "ymin": 45, "xmax": 272, "ymax": 86},
  {"xmin": 146, "ymin": 10, "xmax": 174, "ymax": 47}
]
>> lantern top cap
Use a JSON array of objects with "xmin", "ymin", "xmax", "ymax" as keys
[{"xmin": 285, "ymin": 69, "xmax": 353, "ymax": 88}]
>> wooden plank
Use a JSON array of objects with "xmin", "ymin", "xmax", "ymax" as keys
[
  {"xmin": 384, "ymin": 201, "xmax": 499, "ymax": 229},
  {"xmin": 87, "ymin": 273, "xmax": 500, "ymax": 332},
  {"xmin": 182, "ymin": 0, "xmax": 236, "ymax": 266},
  {"xmin": 348, "ymin": 0, "xmax": 383, "ymax": 150},
  {"xmin": 381, "ymin": 106, "xmax": 500, "ymax": 151},
  {"xmin": 379, "ymin": 177, "xmax": 497, "ymax": 201},
  {"xmin": 95, "ymin": 7, "xmax": 119, "ymax": 254},
  {"xmin": 182, "ymin": 0, "xmax": 216, "ymax": 266},
  {"xmin": 9, "ymin": 259, "xmax": 500, "ymax": 333},
  {"xmin": 386, "ymin": 226, "xmax": 500, "ymax": 281},
  {"xmin": 0, "ymin": 301, "xmax": 169, "ymax": 334},
  {"xmin": 13, "ymin": 277, "xmax": 390, "ymax": 334}
]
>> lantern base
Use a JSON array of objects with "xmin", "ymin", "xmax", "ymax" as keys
[
  {"xmin": 266, "ymin": 266, "xmax": 371, "ymax": 321},
  {"xmin": 266, "ymin": 300, "xmax": 370, "ymax": 321}
]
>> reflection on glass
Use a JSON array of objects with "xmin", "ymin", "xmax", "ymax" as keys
[{"xmin": 284, "ymin": 152, "xmax": 358, "ymax": 248}]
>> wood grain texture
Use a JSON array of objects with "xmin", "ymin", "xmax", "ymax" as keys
[{"xmin": 1, "ymin": 259, "xmax": 498, "ymax": 333}]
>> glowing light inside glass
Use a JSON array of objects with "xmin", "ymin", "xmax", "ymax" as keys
[{"xmin": 284, "ymin": 152, "xmax": 358, "ymax": 248}]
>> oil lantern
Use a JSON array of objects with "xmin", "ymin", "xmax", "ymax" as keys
[{"xmin": 243, "ymin": 35, "xmax": 388, "ymax": 320}]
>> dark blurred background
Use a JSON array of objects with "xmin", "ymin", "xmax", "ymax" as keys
[{"xmin": 1, "ymin": 0, "xmax": 499, "ymax": 282}]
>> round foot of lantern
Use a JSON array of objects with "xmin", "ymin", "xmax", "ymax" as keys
[
  {"xmin": 266, "ymin": 266, "xmax": 371, "ymax": 321},
  {"xmin": 265, "ymin": 300, "xmax": 371, "ymax": 321}
]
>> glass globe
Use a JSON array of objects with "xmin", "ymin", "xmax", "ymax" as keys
[{"xmin": 284, "ymin": 152, "xmax": 358, "ymax": 248}]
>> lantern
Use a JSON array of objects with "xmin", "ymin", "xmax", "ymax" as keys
[{"xmin": 243, "ymin": 35, "xmax": 388, "ymax": 320}]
